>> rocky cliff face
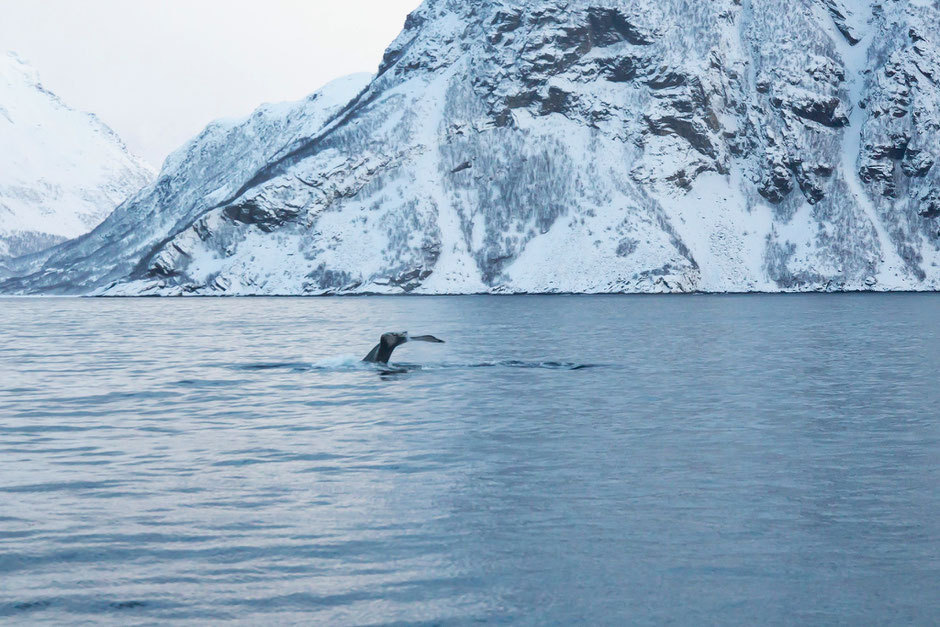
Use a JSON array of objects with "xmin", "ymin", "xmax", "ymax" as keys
[
  {"xmin": 3, "ymin": 0, "xmax": 938, "ymax": 295},
  {"xmin": 0, "ymin": 53, "xmax": 153, "ymax": 268}
]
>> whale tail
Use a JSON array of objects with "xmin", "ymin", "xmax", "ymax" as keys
[{"xmin": 362, "ymin": 332, "xmax": 445, "ymax": 364}]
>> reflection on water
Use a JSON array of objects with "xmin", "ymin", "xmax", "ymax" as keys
[{"xmin": 0, "ymin": 295, "xmax": 938, "ymax": 624}]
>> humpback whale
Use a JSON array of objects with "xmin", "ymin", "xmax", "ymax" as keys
[{"xmin": 362, "ymin": 332, "xmax": 445, "ymax": 364}]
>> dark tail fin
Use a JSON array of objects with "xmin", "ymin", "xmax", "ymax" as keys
[{"xmin": 363, "ymin": 343, "xmax": 383, "ymax": 363}]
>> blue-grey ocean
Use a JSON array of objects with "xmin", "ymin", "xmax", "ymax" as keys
[{"xmin": 1, "ymin": 295, "xmax": 938, "ymax": 625}]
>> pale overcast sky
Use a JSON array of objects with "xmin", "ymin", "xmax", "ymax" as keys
[{"xmin": 0, "ymin": 0, "xmax": 420, "ymax": 166}]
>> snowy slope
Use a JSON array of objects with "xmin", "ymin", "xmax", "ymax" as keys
[
  {"xmin": 0, "ymin": 72, "xmax": 373, "ymax": 291},
  {"xmin": 2, "ymin": 0, "xmax": 938, "ymax": 295},
  {"xmin": 0, "ymin": 52, "xmax": 153, "ymax": 262}
]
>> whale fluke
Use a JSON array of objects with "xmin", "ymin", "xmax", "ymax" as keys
[{"xmin": 362, "ymin": 332, "xmax": 445, "ymax": 364}]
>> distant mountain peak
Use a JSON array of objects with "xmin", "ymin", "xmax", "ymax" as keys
[{"xmin": 0, "ymin": 52, "xmax": 154, "ymax": 263}]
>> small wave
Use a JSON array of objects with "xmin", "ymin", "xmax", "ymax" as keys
[
  {"xmin": 416, "ymin": 360, "xmax": 599, "ymax": 371},
  {"xmin": 234, "ymin": 357, "xmax": 600, "ymax": 374},
  {"xmin": 330, "ymin": 359, "xmax": 600, "ymax": 372},
  {"xmin": 235, "ymin": 362, "xmax": 314, "ymax": 373},
  {"xmin": 175, "ymin": 378, "xmax": 252, "ymax": 388}
]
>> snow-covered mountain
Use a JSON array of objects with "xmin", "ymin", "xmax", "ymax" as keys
[
  {"xmin": 0, "ymin": 52, "xmax": 153, "ymax": 265},
  {"xmin": 2, "ymin": 0, "xmax": 938, "ymax": 295}
]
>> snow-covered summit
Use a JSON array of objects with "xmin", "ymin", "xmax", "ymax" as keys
[
  {"xmin": 0, "ymin": 52, "xmax": 154, "ymax": 262},
  {"xmin": 3, "ymin": 1, "xmax": 939, "ymax": 295},
  {"xmin": 0, "ymin": 71, "xmax": 373, "ymax": 291}
]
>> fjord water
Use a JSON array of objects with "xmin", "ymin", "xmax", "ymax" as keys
[{"xmin": 1, "ymin": 295, "xmax": 937, "ymax": 625}]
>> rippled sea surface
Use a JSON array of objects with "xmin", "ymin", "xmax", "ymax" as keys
[{"xmin": 1, "ymin": 295, "xmax": 938, "ymax": 625}]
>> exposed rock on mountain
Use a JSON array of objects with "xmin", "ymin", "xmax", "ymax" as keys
[
  {"xmin": 0, "ymin": 53, "xmax": 153, "ymax": 266},
  {"xmin": 2, "ymin": 0, "xmax": 938, "ymax": 295}
]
